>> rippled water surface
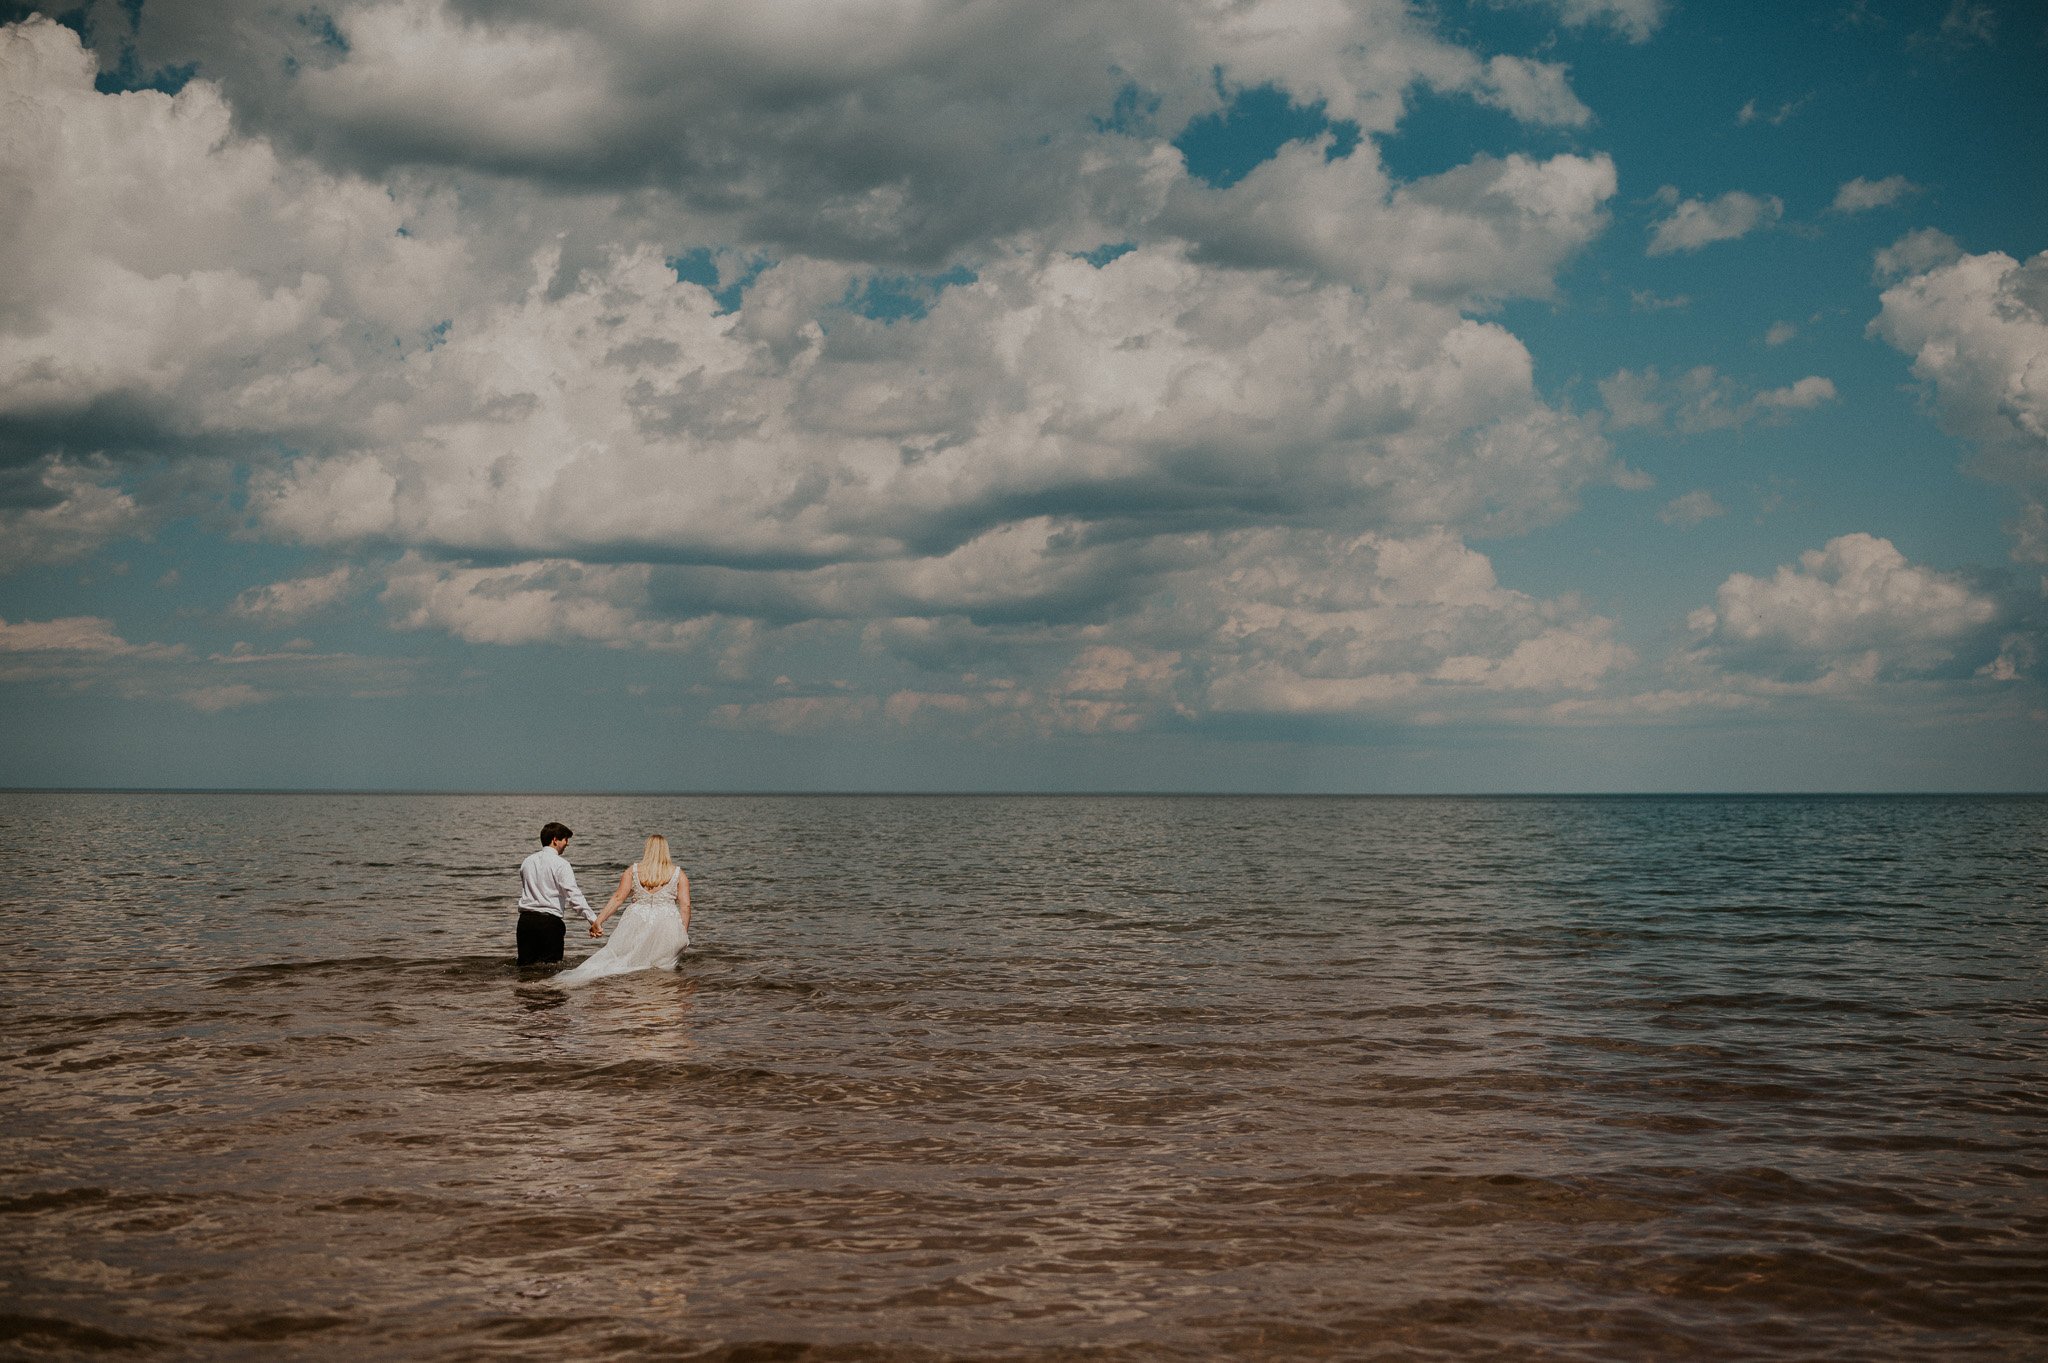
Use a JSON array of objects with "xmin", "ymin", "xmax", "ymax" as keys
[{"xmin": 2, "ymin": 793, "xmax": 2044, "ymax": 1361}]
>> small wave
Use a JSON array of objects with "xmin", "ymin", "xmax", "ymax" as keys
[
  {"xmin": 427, "ymin": 1056, "xmax": 790, "ymax": 1097},
  {"xmin": 194, "ymin": 1312, "xmax": 352, "ymax": 1343},
  {"xmin": 0, "ymin": 1312, "xmax": 163, "ymax": 1352}
]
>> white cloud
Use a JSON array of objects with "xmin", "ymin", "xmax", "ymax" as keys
[
  {"xmin": 1938, "ymin": 1, "xmax": 1997, "ymax": 46},
  {"xmin": 2, "ymin": 19, "xmax": 1621, "ymax": 591},
  {"xmin": 180, "ymin": 683, "xmax": 272, "ymax": 712},
  {"xmin": 1527, "ymin": 688, "xmax": 1763, "ymax": 723},
  {"xmin": 1752, "ymin": 375, "xmax": 1839, "ymax": 413},
  {"xmin": 0, "ymin": 615, "xmax": 178, "ymax": 657},
  {"xmin": 1632, "ymin": 289, "xmax": 1691, "ymax": 312},
  {"xmin": 0, "ymin": 460, "xmax": 145, "ymax": 573},
  {"xmin": 1873, "ymin": 228, "xmax": 1962, "ymax": 281},
  {"xmin": 230, "ymin": 566, "xmax": 358, "ymax": 623},
  {"xmin": 0, "ymin": 612, "xmax": 189, "ymax": 690},
  {"xmin": 1764, "ymin": 321, "xmax": 1798, "ymax": 347},
  {"xmin": 1870, "ymin": 246, "xmax": 2048, "ymax": 559},
  {"xmin": 1685, "ymin": 533, "xmax": 2001, "ymax": 683},
  {"xmin": 2008, "ymin": 503, "xmax": 2048, "ymax": 566},
  {"xmin": 1646, "ymin": 189, "xmax": 1783, "ymax": 255},
  {"xmin": 868, "ymin": 656, "xmax": 1177, "ymax": 741},
  {"xmin": 295, "ymin": 2, "xmax": 625, "ymax": 169},
  {"xmin": 1472, "ymin": 55, "xmax": 1593, "ymax": 128},
  {"xmin": 242, "ymin": 239, "xmax": 1617, "ymax": 575},
  {"xmin": 1504, "ymin": 0, "xmax": 1667, "ymax": 42},
  {"xmin": 1831, "ymin": 175, "xmax": 1921, "ymax": 213},
  {"xmin": 0, "ymin": 9, "xmax": 1682, "ymax": 735},
  {"xmin": 1165, "ymin": 145, "xmax": 1616, "ymax": 303},
  {"xmin": 1597, "ymin": 370, "xmax": 1669, "ymax": 431},
  {"xmin": 1659, "ymin": 491, "xmax": 1726, "ymax": 526},
  {"xmin": 1197, "ymin": 529, "xmax": 1633, "ymax": 715},
  {"xmin": 380, "ymin": 555, "xmax": 715, "ymax": 649},
  {"xmin": 77, "ymin": 0, "xmax": 1541, "ymax": 267},
  {"xmin": 711, "ymin": 694, "xmax": 878, "ymax": 735},
  {"xmin": 1736, "ymin": 97, "xmax": 1808, "ymax": 127},
  {"xmin": 406, "ymin": 526, "xmax": 1643, "ymax": 733},
  {"xmin": 0, "ymin": 612, "xmax": 415, "ymax": 704},
  {"xmin": 21, "ymin": 0, "xmax": 1610, "ymax": 285},
  {"xmin": 1600, "ymin": 367, "xmax": 1836, "ymax": 433},
  {"xmin": 0, "ymin": 15, "xmax": 468, "ymax": 468}
]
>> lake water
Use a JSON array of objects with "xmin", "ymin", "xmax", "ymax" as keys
[{"xmin": 2, "ymin": 792, "xmax": 2044, "ymax": 1361}]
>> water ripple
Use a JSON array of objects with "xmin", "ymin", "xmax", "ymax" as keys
[{"xmin": 0, "ymin": 792, "xmax": 2043, "ymax": 1360}]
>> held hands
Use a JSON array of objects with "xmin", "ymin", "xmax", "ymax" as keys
[{"xmin": 589, "ymin": 919, "xmax": 606, "ymax": 938}]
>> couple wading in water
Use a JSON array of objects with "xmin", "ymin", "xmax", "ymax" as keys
[{"xmin": 514, "ymin": 822, "xmax": 692, "ymax": 985}]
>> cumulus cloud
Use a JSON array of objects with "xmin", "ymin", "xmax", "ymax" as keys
[
  {"xmin": 1735, "ymin": 97, "xmax": 1808, "ymax": 127},
  {"xmin": 1505, "ymin": 0, "xmax": 1667, "ymax": 42},
  {"xmin": 203, "ymin": 641, "xmax": 423, "ymax": 703},
  {"xmin": 1526, "ymin": 687, "xmax": 1763, "ymax": 724},
  {"xmin": 805, "ymin": 530, "xmax": 1627, "ymax": 731},
  {"xmin": 230, "ymin": 565, "xmax": 358, "ymax": 623},
  {"xmin": 6, "ymin": 17, "xmax": 1618, "ymax": 562},
  {"xmin": 1166, "ymin": 145, "xmax": 1616, "ymax": 301},
  {"xmin": 381, "ymin": 555, "xmax": 718, "ymax": 649},
  {"xmin": 1600, "ymin": 367, "xmax": 1836, "ymax": 433},
  {"xmin": 1684, "ymin": 533, "xmax": 2003, "ymax": 685},
  {"xmin": 1831, "ymin": 175, "xmax": 1921, "ymax": 213},
  {"xmin": 0, "ymin": 612, "xmax": 413, "ymax": 706},
  {"xmin": 1659, "ymin": 491, "xmax": 1726, "ymax": 526},
  {"xmin": 0, "ymin": 459, "xmax": 145, "ymax": 573},
  {"xmin": 0, "ymin": 615, "xmax": 180, "ymax": 658},
  {"xmin": 0, "ymin": 16, "xmax": 468, "ymax": 464},
  {"xmin": 1870, "ymin": 245, "xmax": 2048, "ymax": 559},
  {"xmin": 1873, "ymin": 228, "xmax": 1962, "ymax": 281},
  {"xmin": 180, "ymin": 683, "xmax": 272, "ymax": 712},
  {"xmin": 1471, "ymin": 55, "xmax": 1594, "ymax": 128},
  {"xmin": 2008, "ymin": 503, "xmax": 2048, "ymax": 566},
  {"xmin": 236, "ymin": 238, "xmax": 1620, "ymax": 595},
  {"xmin": 53, "ymin": 0, "xmax": 1588, "ymax": 269},
  {"xmin": 1195, "ymin": 529, "xmax": 1632, "ymax": 715},
  {"xmin": 447, "ymin": 527, "xmax": 1643, "ymax": 735},
  {"xmin": 1646, "ymin": 188, "xmax": 1784, "ymax": 255},
  {"xmin": 1937, "ymin": 1, "xmax": 1998, "ymax": 46},
  {"xmin": 0, "ymin": 8, "xmax": 1644, "ymax": 730},
  {"xmin": 711, "ymin": 693, "xmax": 878, "ymax": 736},
  {"xmin": 1752, "ymin": 376, "xmax": 1839, "ymax": 414},
  {"xmin": 0, "ymin": 612, "xmax": 196, "ymax": 695}
]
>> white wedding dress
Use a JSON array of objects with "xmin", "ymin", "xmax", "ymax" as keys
[{"xmin": 554, "ymin": 865, "xmax": 688, "ymax": 986}]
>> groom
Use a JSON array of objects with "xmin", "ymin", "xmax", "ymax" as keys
[{"xmin": 516, "ymin": 821, "xmax": 603, "ymax": 966}]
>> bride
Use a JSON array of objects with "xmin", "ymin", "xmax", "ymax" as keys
[{"xmin": 553, "ymin": 834, "xmax": 691, "ymax": 986}]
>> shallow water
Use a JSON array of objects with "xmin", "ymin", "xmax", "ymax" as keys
[{"xmin": 1, "ymin": 792, "xmax": 2044, "ymax": 1360}]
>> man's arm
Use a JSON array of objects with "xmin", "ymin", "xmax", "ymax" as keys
[{"xmin": 555, "ymin": 857, "xmax": 598, "ymax": 923}]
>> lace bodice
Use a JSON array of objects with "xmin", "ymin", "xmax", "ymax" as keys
[{"xmin": 628, "ymin": 865, "xmax": 681, "ymax": 907}]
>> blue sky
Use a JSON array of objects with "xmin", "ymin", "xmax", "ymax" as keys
[{"xmin": 0, "ymin": 0, "xmax": 2043, "ymax": 791}]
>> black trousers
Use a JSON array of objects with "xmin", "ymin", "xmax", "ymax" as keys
[{"xmin": 517, "ymin": 911, "xmax": 566, "ymax": 966}]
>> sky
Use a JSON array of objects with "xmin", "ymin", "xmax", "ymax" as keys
[{"xmin": 0, "ymin": 0, "xmax": 2044, "ymax": 793}]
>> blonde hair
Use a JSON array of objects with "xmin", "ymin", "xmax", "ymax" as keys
[{"xmin": 636, "ymin": 834, "xmax": 675, "ymax": 889}]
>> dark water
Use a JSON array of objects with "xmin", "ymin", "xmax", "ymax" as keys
[{"xmin": 1, "ymin": 793, "xmax": 2044, "ymax": 1361}]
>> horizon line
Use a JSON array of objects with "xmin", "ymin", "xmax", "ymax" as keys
[{"xmin": 3, "ymin": 787, "xmax": 2044, "ymax": 799}]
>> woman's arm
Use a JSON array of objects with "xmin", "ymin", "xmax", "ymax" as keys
[
  {"xmin": 677, "ymin": 871, "xmax": 691, "ymax": 934},
  {"xmin": 593, "ymin": 867, "xmax": 632, "ymax": 933}
]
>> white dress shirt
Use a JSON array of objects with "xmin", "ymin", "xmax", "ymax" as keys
[{"xmin": 517, "ymin": 846, "xmax": 597, "ymax": 922}]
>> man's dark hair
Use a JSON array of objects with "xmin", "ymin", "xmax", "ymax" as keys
[{"xmin": 539, "ymin": 821, "xmax": 573, "ymax": 846}]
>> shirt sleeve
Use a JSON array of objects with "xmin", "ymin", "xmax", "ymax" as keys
[{"xmin": 556, "ymin": 858, "xmax": 596, "ymax": 921}]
